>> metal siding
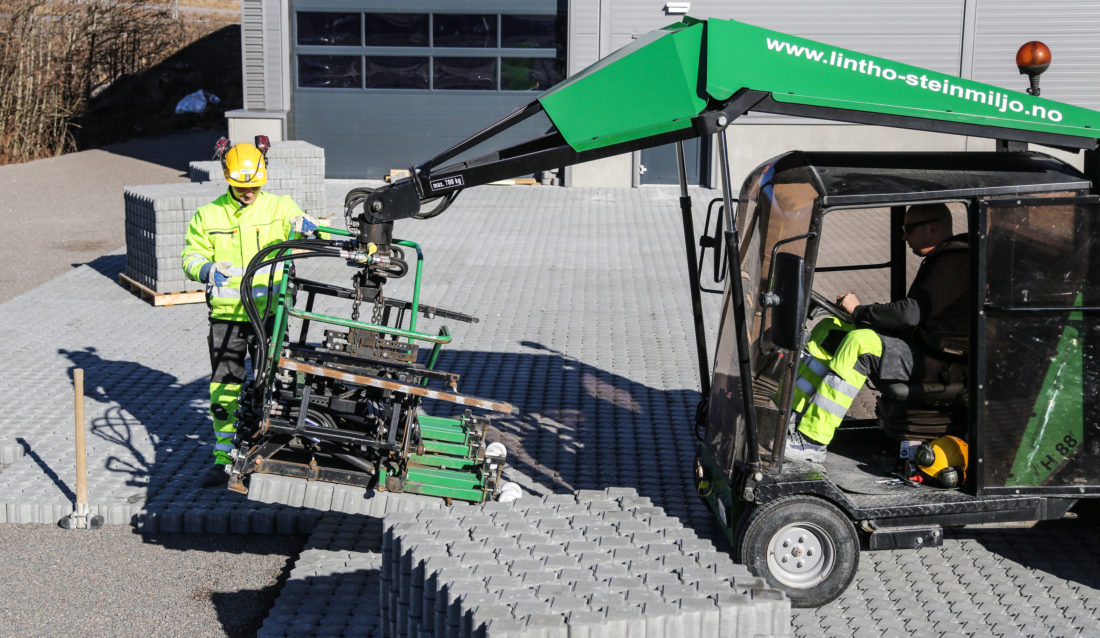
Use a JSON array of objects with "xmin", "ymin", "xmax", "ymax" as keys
[
  {"xmin": 606, "ymin": 1, "xmax": 964, "ymax": 75},
  {"xmin": 242, "ymin": 0, "xmax": 267, "ymax": 109},
  {"xmin": 293, "ymin": 91, "xmax": 547, "ymax": 178},
  {"xmin": 568, "ymin": 0, "xmax": 601, "ymax": 74},
  {"xmin": 971, "ymin": 0, "xmax": 1100, "ymax": 110},
  {"xmin": 266, "ymin": 0, "xmax": 285, "ymax": 109}
]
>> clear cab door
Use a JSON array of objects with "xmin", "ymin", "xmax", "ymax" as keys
[{"xmin": 978, "ymin": 195, "xmax": 1100, "ymax": 495}]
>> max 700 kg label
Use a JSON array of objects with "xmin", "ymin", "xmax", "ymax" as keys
[{"xmin": 430, "ymin": 175, "xmax": 464, "ymax": 191}]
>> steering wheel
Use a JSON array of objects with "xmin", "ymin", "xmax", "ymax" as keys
[{"xmin": 809, "ymin": 290, "xmax": 855, "ymax": 324}]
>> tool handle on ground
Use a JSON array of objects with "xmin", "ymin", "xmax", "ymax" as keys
[{"xmin": 73, "ymin": 368, "xmax": 87, "ymax": 508}]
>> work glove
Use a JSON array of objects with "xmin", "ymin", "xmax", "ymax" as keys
[
  {"xmin": 290, "ymin": 215, "xmax": 318, "ymax": 236},
  {"xmin": 199, "ymin": 261, "xmax": 233, "ymax": 287}
]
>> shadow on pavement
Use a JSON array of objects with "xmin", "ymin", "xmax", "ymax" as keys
[
  {"xmin": 56, "ymin": 337, "xmax": 720, "ymax": 532},
  {"xmin": 54, "ymin": 337, "xmax": 716, "ymax": 530},
  {"xmin": 58, "ymin": 346, "xmax": 209, "ymax": 494},
  {"xmin": 99, "ymin": 129, "xmax": 221, "ymax": 173},
  {"xmin": 957, "ymin": 520, "xmax": 1100, "ymax": 591},
  {"xmin": 425, "ymin": 341, "xmax": 717, "ymax": 540},
  {"xmin": 214, "ymin": 568, "xmax": 382, "ymax": 637},
  {"xmin": 142, "ymin": 530, "xmax": 305, "ymax": 638},
  {"xmin": 73, "ymin": 253, "xmax": 127, "ymax": 286},
  {"xmin": 16, "ymin": 437, "xmax": 76, "ymax": 502}
]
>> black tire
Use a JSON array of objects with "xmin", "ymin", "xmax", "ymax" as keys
[{"xmin": 735, "ymin": 495, "xmax": 860, "ymax": 607}]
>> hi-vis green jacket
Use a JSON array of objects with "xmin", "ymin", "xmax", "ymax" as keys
[{"xmin": 181, "ymin": 189, "xmax": 304, "ymax": 321}]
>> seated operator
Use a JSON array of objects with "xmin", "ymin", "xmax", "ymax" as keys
[{"xmin": 785, "ymin": 203, "xmax": 969, "ymax": 463}]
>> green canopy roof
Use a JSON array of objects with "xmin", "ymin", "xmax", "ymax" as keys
[{"xmin": 538, "ymin": 17, "xmax": 1100, "ymax": 153}]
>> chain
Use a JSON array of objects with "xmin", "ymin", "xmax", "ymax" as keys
[
  {"xmin": 350, "ymin": 286, "xmax": 363, "ymax": 322},
  {"xmin": 350, "ymin": 280, "xmax": 384, "ymax": 326},
  {"xmin": 371, "ymin": 289, "xmax": 385, "ymax": 326}
]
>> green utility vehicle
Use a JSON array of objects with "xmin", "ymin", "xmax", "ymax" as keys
[
  {"xmin": 696, "ymin": 150, "xmax": 1097, "ymax": 606},
  {"xmin": 237, "ymin": 16, "xmax": 1099, "ymax": 605}
]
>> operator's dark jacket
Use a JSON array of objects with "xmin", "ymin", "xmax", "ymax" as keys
[{"xmin": 851, "ymin": 234, "xmax": 969, "ymax": 360}]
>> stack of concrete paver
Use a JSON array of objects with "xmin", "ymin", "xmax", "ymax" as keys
[
  {"xmin": 189, "ymin": 159, "xmax": 305, "ymax": 211},
  {"xmin": 124, "ymin": 140, "xmax": 327, "ymax": 296},
  {"xmin": 380, "ymin": 489, "xmax": 789, "ymax": 638},
  {"xmin": 122, "ymin": 182, "xmax": 226, "ymax": 293},
  {"xmin": 257, "ymin": 513, "xmax": 387, "ymax": 637},
  {"xmin": 246, "ymin": 473, "xmax": 446, "ymax": 518},
  {"xmin": 267, "ymin": 141, "xmax": 326, "ymax": 218}
]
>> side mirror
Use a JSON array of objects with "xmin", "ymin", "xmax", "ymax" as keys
[
  {"xmin": 764, "ymin": 252, "xmax": 806, "ymax": 350},
  {"xmin": 697, "ymin": 197, "xmax": 728, "ymax": 294}
]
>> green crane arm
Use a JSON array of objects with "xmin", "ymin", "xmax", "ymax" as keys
[{"xmin": 362, "ymin": 16, "xmax": 1100, "ymax": 223}]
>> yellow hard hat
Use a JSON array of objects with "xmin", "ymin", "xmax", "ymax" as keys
[{"xmin": 222, "ymin": 142, "xmax": 267, "ymax": 187}]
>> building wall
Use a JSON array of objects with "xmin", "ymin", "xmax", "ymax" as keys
[
  {"xmin": 233, "ymin": 0, "xmax": 291, "ymax": 139},
  {"xmin": 233, "ymin": 0, "xmax": 1100, "ymax": 183}
]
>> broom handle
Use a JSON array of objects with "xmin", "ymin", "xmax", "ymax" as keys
[{"xmin": 74, "ymin": 369, "xmax": 87, "ymax": 509}]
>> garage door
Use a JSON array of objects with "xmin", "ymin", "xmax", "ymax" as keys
[{"xmin": 290, "ymin": 3, "xmax": 566, "ymax": 179}]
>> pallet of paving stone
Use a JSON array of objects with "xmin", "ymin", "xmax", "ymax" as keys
[
  {"xmin": 380, "ymin": 488, "xmax": 791, "ymax": 638},
  {"xmin": 118, "ymin": 273, "xmax": 206, "ymax": 307}
]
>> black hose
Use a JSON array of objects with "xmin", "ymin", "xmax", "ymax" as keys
[
  {"xmin": 343, "ymin": 185, "xmax": 460, "ymax": 224},
  {"xmin": 239, "ymin": 239, "xmax": 342, "ymax": 399},
  {"xmin": 243, "ymin": 250, "xmax": 338, "ymax": 390},
  {"xmin": 344, "ymin": 187, "xmax": 374, "ymax": 230},
  {"xmin": 411, "ymin": 191, "xmax": 459, "ymax": 220}
]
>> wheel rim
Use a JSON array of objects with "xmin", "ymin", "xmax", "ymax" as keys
[{"xmin": 765, "ymin": 522, "xmax": 836, "ymax": 589}]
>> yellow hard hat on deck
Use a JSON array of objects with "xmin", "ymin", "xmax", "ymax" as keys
[{"xmin": 222, "ymin": 142, "xmax": 267, "ymax": 188}]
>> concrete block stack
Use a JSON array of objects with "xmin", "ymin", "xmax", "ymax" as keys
[
  {"xmin": 256, "ymin": 514, "xmax": 387, "ymax": 637},
  {"xmin": 246, "ymin": 473, "xmax": 445, "ymax": 518},
  {"xmin": 187, "ymin": 160, "xmax": 221, "ymax": 183},
  {"xmin": 188, "ymin": 158, "xmax": 306, "ymax": 208},
  {"xmin": 380, "ymin": 488, "xmax": 791, "ymax": 638},
  {"xmin": 122, "ymin": 182, "xmax": 226, "ymax": 293},
  {"xmin": 268, "ymin": 141, "xmax": 326, "ymax": 218}
]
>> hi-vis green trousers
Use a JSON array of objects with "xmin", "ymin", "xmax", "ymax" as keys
[{"xmin": 786, "ymin": 317, "xmax": 915, "ymax": 445}]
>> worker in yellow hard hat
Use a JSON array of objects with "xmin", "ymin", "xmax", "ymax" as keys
[{"xmin": 181, "ymin": 137, "xmax": 318, "ymax": 486}]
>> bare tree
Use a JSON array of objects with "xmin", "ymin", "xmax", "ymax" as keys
[{"xmin": 0, "ymin": 0, "xmax": 182, "ymax": 164}]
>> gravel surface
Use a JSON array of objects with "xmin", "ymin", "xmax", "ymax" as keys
[
  {"xmin": 0, "ymin": 130, "xmax": 215, "ymax": 303},
  {"xmin": 0, "ymin": 523, "xmax": 303, "ymax": 637}
]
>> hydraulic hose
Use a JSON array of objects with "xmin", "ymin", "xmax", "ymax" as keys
[
  {"xmin": 243, "ymin": 249, "xmax": 339, "ymax": 391},
  {"xmin": 411, "ymin": 191, "xmax": 459, "ymax": 220},
  {"xmin": 239, "ymin": 238, "xmax": 342, "ymax": 398},
  {"xmin": 343, "ymin": 185, "xmax": 460, "ymax": 226}
]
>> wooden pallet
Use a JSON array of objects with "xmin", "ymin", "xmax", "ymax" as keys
[
  {"xmin": 488, "ymin": 177, "xmax": 540, "ymax": 186},
  {"xmin": 118, "ymin": 273, "xmax": 206, "ymax": 307}
]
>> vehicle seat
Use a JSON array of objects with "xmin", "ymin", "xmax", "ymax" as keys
[{"xmin": 876, "ymin": 381, "xmax": 968, "ymax": 441}]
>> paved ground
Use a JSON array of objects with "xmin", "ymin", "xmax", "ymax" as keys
[{"xmin": 0, "ymin": 136, "xmax": 1098, "ymax": 637}]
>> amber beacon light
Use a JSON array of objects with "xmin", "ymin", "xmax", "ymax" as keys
[{"xmin": 1016, "ymin": 40, "xmax": 1051, "ymax": 96}]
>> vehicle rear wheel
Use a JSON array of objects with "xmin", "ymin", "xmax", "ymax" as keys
[{"xmin": 735, "ymin": 495, "xmax": 859, "ymax": 607}]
